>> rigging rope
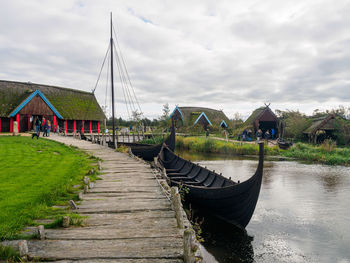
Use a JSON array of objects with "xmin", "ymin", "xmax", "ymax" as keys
[
  {"xmin": 93, "ymin": 44, "xmax": 110, "ymax": 94},
  {"xmin": 112, "ymin": 24, "xmax": 143, "ymax": 115},
  {"xmin": 104, "ymin": 50, "xmax": 110, "ymax": 112}
]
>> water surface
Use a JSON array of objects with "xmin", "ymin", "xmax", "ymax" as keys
[{"xmin": 177, "ymin": 150, "xmax": 350, "ymax": 263}]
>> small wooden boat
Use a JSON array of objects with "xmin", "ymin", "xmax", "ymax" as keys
[
  {"xmin": 130, "ymin": 125, "xmax": 175, "ymax": 161},
  {"xmin": 277, "ymin": 138, "xmax": 293, "ymax": 150},
  {"xmin": 157, "ymin": 142, "xmax": 264, "ymax": 229}
]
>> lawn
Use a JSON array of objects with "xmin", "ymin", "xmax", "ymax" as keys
[{"xmin": 0, "ymin": 136, "xmax": 93, "ymax": 240}]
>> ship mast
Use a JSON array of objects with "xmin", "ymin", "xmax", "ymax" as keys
[{"xmin": 110, "ymin": 12, "xmax": 116, "ymax": 148}]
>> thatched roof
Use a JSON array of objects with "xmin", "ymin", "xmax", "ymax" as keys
[
  {"xmin": 171, "ymin": 106, "xmax": 230, "ymax": 127},
  {"xmin": 303, "ymin": 114, "xmax": 336, "ymax": 135},
  {"xmin": 244, "ymin": 106, "xmax": 279, "ymax": 125},
  {"xmin": 0, "ymin": 80, "xmax": 105, "ymax": 121}
]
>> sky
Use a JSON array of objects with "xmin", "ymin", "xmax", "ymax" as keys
[{"xmin": 1, "ymin": 0, "xmax": 350, "ymax": 120}]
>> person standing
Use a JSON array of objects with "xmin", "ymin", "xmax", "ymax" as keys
[
  {"xmin": 271, "ymin": 128, "xmax": 275, "ymax": 139},
  {"xmin": 256, "ymin": 129, "xmax": 262, "ymax": 143},
  {"xmin": 247, "ymin": 129, "xmax": 252, "ymax": 142},
  {"xmin": 265, "ymin": 130, "xmax": 271, "ymax": 143},
  {"xmin": 43, "ymin": 121, "xmax": 49, "ymax": 137},
  {"xmin": 47, "ymin": 120, "xmax": 51, "ymax": 137},
  {"xmin": 242, "ymin": 129, "xmax": 247, "ymax": 141},
  {"xmin": 206, "ymin": 128, "xmax": 210, "ymax": 138},
  {"xmin": 35, "ymin": 118, "xmax": 41, "ymax": 136}
]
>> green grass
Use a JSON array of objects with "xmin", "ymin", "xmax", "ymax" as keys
[
  {"xmin": 138, "ymin": 136, "xmax": 163, "ymax": 145},
  {"xmin": 176, "ymin": 136, "xmax": 280, "ymax": 156},
  {"xmin": 281, "ymin": 142, "xmax": 350, "ymax": 166},
  {"xmin": 0, "ymin": 136, "xmax": 94, "ymax": 240},
  {"xmin": 0, "ymin": 244, "xmax": 20, "ymax": 262},
  {"xmin": 176, "ymin": 136, "xmax": 350, "ymax": 166}
]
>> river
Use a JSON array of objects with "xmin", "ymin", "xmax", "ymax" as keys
[{"xmin": 176, "ymin": 150, "xmax": 350, "ymax": 263}]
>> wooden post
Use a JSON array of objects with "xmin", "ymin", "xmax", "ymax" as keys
[
  {"xmin": 83, "ymin": 176, "xmax": 90, "ymax": 185},
  {"xmin": 16, "ymin": 114, "xmax": 20, "ymax": 132},
  {"xmin": 53, "ymin": 116, "xmax": 57, "ymax": 133},
  {"xmin": 171, "ymin": 187, "xmax": 184, "ymax": 229},
  {"xmin": 38, "ymin": 225, "xmax": 45, "ymax": 240},
  {"xmin": 62, "ymin": 216, "xmax": 70, "ymax": 228},
  {"xmin": 98, "ymin": 121, "xmax": 100, "ymax": 134},
  {"xmin": 184, "ymin": 228, "xmax": 196, "ymax": 263},
  {"xmin": 69, "ymin": 200, "xmax": 77, "ymax": 210},
  {"xmin": 27, "ymin": 115, "xmax": 30, "ymax": 132},
  {"xmin": 10, "ymin": 118, "xmax": 13, "ymax": 133},
  {"xmin": 18, "ymin": 240, "xmax": 28, "ymax": 259}
]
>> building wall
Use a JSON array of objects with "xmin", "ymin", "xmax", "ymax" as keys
[
  {"xmin": 0, "ymin": 117, "xmax": 11, "ymax": 132},
  {"xmin": 19, "ymin": 95, "xmax": 54, "ymax": 116}
]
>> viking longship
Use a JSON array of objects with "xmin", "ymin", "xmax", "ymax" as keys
[
  {"xmin": 157, "ymin": 142, "xmax": 264, "ymax": 229},
  {"xmin": 277, "ymin": 138, "xmax": 293, "ymax": 150},
  {"xmin": 130, "ymin": 124, "xmax": 175, "ymax": 161}
]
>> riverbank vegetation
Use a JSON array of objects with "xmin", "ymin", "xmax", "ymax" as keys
[
  {"xmin": 176, "ymin": 136, "xmax": 280, "ymax": 155},
  {"xmin": 0, "ymin": 136, "xmax": 95, "ymax": 240},
  {"xmin": 176, "ymin": 136, "xmax": 350, "ymax": 166}
]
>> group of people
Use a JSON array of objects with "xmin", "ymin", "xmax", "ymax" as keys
[
  {"xmin": 239, "ymin": 128, "xmax": 276, "ymax": 143},
  {"xmin": 32, "ymin": 117, "xmax": 51, "ymax": 139},
  {"xmin": 239, "ymin": 129, "xmax": 253, "ymax": 141}
]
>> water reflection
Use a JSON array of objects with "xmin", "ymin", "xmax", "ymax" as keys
[
  {"xmin": 177, "ymin": 150, "xmax": 350, "ymax": 263},
  {"xmin": 186, "ymin": 204, "xmax": 254, "ymax": 263}
]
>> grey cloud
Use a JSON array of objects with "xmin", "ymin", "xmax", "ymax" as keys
[{"xmin": 1, "ymin": 0, "xmax": 350, "ymax": 120}]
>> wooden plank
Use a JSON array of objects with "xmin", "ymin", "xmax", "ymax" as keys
[
  {"xmin": 83, "ymin": 211, "xmax": 176, "ymax": 226},
  {"xmin": 27, "ymin": 238, "xmax": 183, "ymax": 260},
  {"xmin": 77, "ymin": 199, "xmax": 171, "ymax": 213},
  {"xmin": 88, "ymin": 186, "xmax": 160, "ymax": 193},
  {"xmin": 51, "ymin": 259, "xmax": 183, "ymax": 263},
  {"xmin": 45, "ymin": 218, "xmax": 180, "ymax": 239},
  {"xmin": 82, "ymin": 192, "xmax": 166, "ymax": 200}
]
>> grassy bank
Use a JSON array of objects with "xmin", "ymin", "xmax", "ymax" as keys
[
  {"xmin": 176, "ymin": 136, "xmax": 350, "ymax": 166},
  {"xmin": 0, "ymin": 136, "xmax": 94, "ymax": 240},
  {"xmin": 282, "ymin": 142, "xmax": 350, "ymax": 166},
  {"xmin": 176, "ymin": 136, "xmax": 280, "ymax": 155}
]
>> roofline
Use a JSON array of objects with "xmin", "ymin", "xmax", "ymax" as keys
[
  {"xmin": 178, "ymin": 106, "xmax": 225, "ymax": 114},
  {"xmin": 9, "ymin": 89, "xmax": 63, "ymax": 119},
  {"xmin": 194, "ymin": 112, "xmax": 212, "ymax": 126},
  {"xmin": 169, "ymin": 106, "xmax": 184, "ymax": 124},
  {"xmin": 220, "ymin": 120, "xmax": 228, "ymax": 128},
  {"xmin": 0, "ymin": 79, "xmax": 94, "ymax": 95},
  {"xmin": 255, "ymin": 106, "xmax": 279, "ymax": 122}
]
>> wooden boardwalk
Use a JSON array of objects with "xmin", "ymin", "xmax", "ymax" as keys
[{"xmin": 26, "ymin": 135, "xmax": 184, "ymax": 262}]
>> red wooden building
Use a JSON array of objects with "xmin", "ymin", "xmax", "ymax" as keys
[{"xmin": 0, "ymin": 80, "xmax": 105, "ymax": 133}]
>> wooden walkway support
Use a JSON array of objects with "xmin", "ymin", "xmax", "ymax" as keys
[{"xmin": 23, "ymin": 135, "xmax": 184, "ymax": 262}]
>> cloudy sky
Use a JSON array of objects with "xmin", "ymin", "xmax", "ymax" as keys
[{"xmin": 1, "ymin": 0, "xmax": 350, "ymax": 120}]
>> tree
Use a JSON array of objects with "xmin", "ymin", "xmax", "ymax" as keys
[
  {"xmin": 132, "ymin": 110, "xmax": 142, "ymax": 122},
  {"xmin": 159, "ymin": 103, "xmax": 170, "ymax": 128},
  {"xmin": 161, "ymin": 103, "xmax": 170, "ymax": 121}
]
